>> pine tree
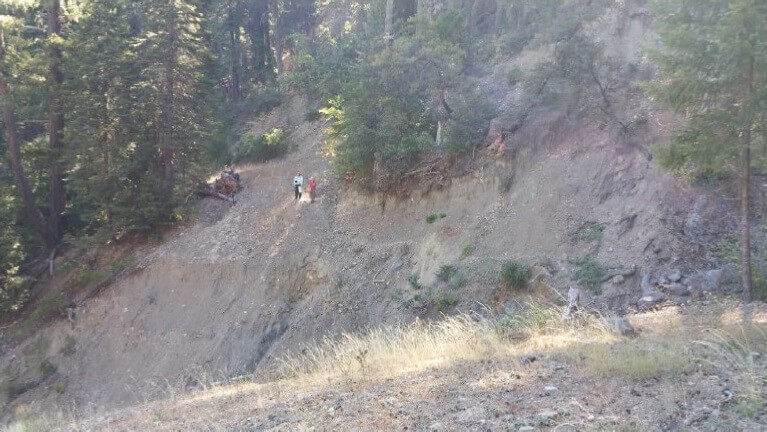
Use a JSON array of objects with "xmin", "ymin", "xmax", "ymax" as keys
[
  {"xmin": 46, "ymin": 0, "xmax": 66, "ymax": 243},
  {"xmin": 66, "ymin": 0, "xmax": 219, "ymax": 234},
  {"xmin": 649, "ymin": 0, "xmax": 767, "ymax": 302},
  {"xmin": 64, "ymin": 0, "xmax": 142, "ymax": 233},
  {"xmin": 0, "ymin": 2, "xmax": 57, "ymax": 249}
]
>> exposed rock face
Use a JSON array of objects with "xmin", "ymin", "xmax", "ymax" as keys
[{"xmin": 688, "ymin": 266, "xmax": 741, "ymax": 294}]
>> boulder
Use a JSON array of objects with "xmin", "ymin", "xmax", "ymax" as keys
[
  {"xmin": 638, "ymin": 291, "xmax": 666, "ymax": 310},
  {"xmin": 668, "ymin": 269, "xmax": 682, "ymax": 283},
  {"xmin": 606, "ymin": 315, "xmax": 636, "ymax": 336},
  {"xmin": 640, "ymin": 272, "xmax": 652, "ymax": 292},
  {"xmin": 672, "ymin": 283, "xmax": 691, "ymax": 297},
  {"xmin": 688, "ymin": 266, "xmax": 741, "ymax": 294}
]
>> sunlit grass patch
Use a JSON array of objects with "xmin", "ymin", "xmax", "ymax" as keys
[{"xmin": 564, "ymin": 341, "xmax": 690, "ymax": 380}]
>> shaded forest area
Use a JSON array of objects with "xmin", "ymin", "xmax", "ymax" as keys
[{"xmin": 2, "ymin": 0, "xmax": 767, "ymax": 315}]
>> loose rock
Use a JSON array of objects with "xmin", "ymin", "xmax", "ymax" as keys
[
  {"xmin": 668, "ymin": 269, "xmax": 682, "ymax": 283},
  {"xmin": 672, "ymin": 284, "xmax": 690, "ymax": 296},
  {"xmin": 639, "ymin": 291, "xmax": 666, "ymax": 309}
]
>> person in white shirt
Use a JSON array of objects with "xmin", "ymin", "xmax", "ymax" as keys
[{"xmin": 293, "ymin": 172, "xmax": 304, "ymax": 200}]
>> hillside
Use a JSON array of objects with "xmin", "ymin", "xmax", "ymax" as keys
[
  {"xmin": 1, "ymin": 0, "xmax": 766, "ymax": 430},
  {"xmin": 0, "ymin": 92, "xmax": 748, "ymax": 422}
]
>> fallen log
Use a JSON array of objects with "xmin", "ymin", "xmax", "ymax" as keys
[
  {"xmin": 196, "ymin": 183, "xmax": 236, "ymax": 205},
  {"xmin": 201, "ymin": 189, "xmax": 236, "ymax": 204}
]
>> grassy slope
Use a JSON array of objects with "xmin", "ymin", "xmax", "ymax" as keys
[{"xmin": 8, "ymin": 301, "xmax": 764, "ymax": 431}]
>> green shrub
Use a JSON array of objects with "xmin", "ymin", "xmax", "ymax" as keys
[
  {"xmin": 0, "ymin": 219, "xmax": 32, "ymax": 314},
  {"xmin": 28, "ymin": 293, "xmax": 68, "ymax": 325},
  {"xmin": 408, "ymin": 274, "xmax": 424, "ymax": 291},
  {"xmin": 426, "ymin": 213, "xmax": 447, "ymax": 224},
  {"xmin": 573, "ymin": 221, "xmax": 604, "ymax": 244},
  {"xmin": 507, "ymin": 67, "xmax": 524, "ymax": 86},
  {"xmin": 231, "ymin": 128, "xmax": 290, "ymax": 163},
  {"xmin": 60, "ymin": 335, "xmax": 76, "ymax": 356},
  {"xmin": 39, "ymin": 359, "xmax": 56, "ymax": 377},
  {"xmin": 436, "ymin": 265, "xmax": 458, "ymax": 283},
  {"xmin": 304, "ymin": 109, "xmax": 322, "ymax": 122},
  {"xmin": 242, "ymin": 86, "xmax": 282, "ymax": 115},
  {"xmin": 572, "ymin": 258, "xmax": 605, "ymax": 293},
  {"xmin": 459, "ymin": 243, "xmax": 475, "ymax": 260},
  {"xmin": 497, "ymin": 32, "xmax": 533, "ymax": 57},
  {"xmin": 753, "ymin": 273, "xmax": 767, "ymax": 302},
  {"xmin": 501, "ymin": 261, "xmax": 529, "ymax": 291},
  {"xmin": 278, "ymin": 33, "xmax": 356, "ymax": 100},
  {"xmin": 110, "ymin": 255, "xmax": 139, "ymax": 276},
  {"xmin": 0, "ymin": 273, "xmax": 30, "ymax": 315},
  {"xmin": 450, "ymin": 272, "xmax": 468, "ymax": 289},
  {"xmin": 74, "ymin": 267, "xmax": 108, "ymax": 285},
  {"xmin": 436, "ymin": 292, "xmax": 460, "ymax": 312}
]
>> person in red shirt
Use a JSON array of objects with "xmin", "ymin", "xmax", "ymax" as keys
[{"xmin": 308, "ymin": 177, "xmax": 317, "ymax": 203}]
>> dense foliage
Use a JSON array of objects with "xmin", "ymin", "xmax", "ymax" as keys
[
  {"xmin": 0, "ymin": 0, "xmax": 316, "ymax": 313},
  {"xmin": 319, "ymin": 9, "xmax": 496, "ymax": 190},
  {"xmin": 649, "ymin": 0, "xmax": 767, "ymax": 301}
]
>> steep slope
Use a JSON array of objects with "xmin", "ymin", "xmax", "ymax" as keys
[{"xmin": 2, "ymin": 97, "xmax": 721, "ymax": 417}]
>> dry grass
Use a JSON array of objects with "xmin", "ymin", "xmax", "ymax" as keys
[
  {"xmin": 1, "ymin": 411, "xmax": 70, "ymax": 432},
  {"xmin": 12, "ymin": 303, "xmax": 767, "ymax": 431},
  {"xmin": 275, "ymin": 304, "xmax": 610, "ymax": 383},
  {"xmin": 564, "ymin": 341, "xmax": 690, "ymax": 380},
  {"xmin": 275, "ymin": 314, "xmax": 505, "ymax": 381},
  {"xmin": 695, "ymin": 323, "xmax": 767, "ymax": 419}
]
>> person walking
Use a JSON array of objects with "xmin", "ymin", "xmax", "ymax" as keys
[
  {"xmin": 293, "ymin": 172, "xmax": 304, "ymax": 200},
  {"xmin": 308, "ymin": 177, "xmax": 317, "ymax": 203}
]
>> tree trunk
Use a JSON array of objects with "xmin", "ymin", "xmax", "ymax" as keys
[
  {"xmin": 48, "ymin": 0, "xmax": 65, "ymax": 243},
  {"xmin": 468, "ymin": 0, "xmax": 480, "ymax": 41},
  {"xmin": 228, "ymin": 1, "xmax": 242, "ymax": 102},
  {"xmin": 245, "ymin": 0, "xmax": 274, "ymax": 83},
  {"xmin": 385, "ymin": 0, "xmax": 394, "ymax": 45},
  {"xmin": 229, "ymin": 27, "xmax": 241, "ymax": 101},
  {"xmin": 160, "ymin": 1, "xmax": 178, "ymax": 191},
  {"xmin": 741, "ymin": 58, "xmax": 755, "ymax": 303},
  {"xmin": 270, "ymin": 0, "xmax": 284, "ymax": 74},
  {"xmin": 101, "ymin": 90, "xmax": 113, "ymax": 225},
  {"xmin": 493, "ymin": 1, "xmax": 504, "ymax": 34},
  {"xmin": 416, "ymin": 0, "xmax": 425, "ymax": 38},
  {"xmin": 741, "ymin": 135, "xmax": 753, "ymax": 303},
  {"xmin": 1, "ymin": 32, "xmax": 55, "ymax": 248}
]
